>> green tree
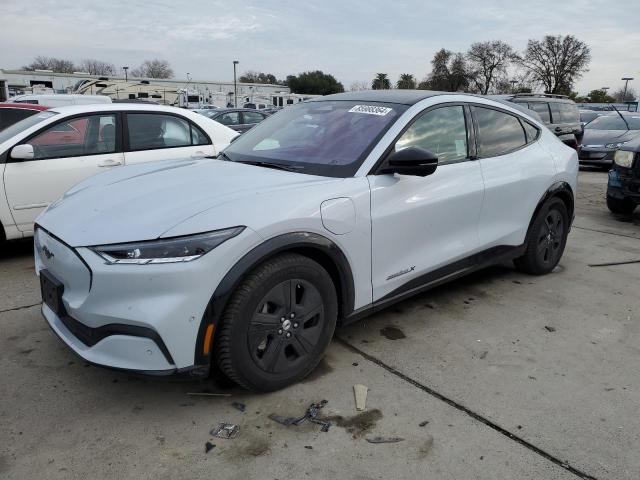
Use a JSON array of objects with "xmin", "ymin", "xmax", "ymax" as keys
[
  {"xmin": 396, "ymin": 73, "xmax": 416, "ymax": 89},
  {"xmin": 239, "ymin": 71, "xmax": 282, "ymax": 85},
  {"xmin": 286, "ymin": 71, "xmax": 344, "ymax": 95},
  {"xmin": 372, "ymin": 73, "xmax": 391, "ymax": 90},
  {"xmin": 517, "ymin": 35, "xmax": 591, "ymax": 94},
  {"xmin": 586, "ymin": 89, "xmax": 615, "ymax": 103},
  {"xmin": 419, "ymin": 49, "xmax": 471, "ymax": 91}
]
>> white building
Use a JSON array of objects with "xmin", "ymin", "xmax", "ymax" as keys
[{"xmin": 0, "ymin": 69, "xmax": 298, "ymax": 107}]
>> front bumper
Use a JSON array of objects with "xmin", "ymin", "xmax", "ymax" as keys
[
  {"xmin": 34, "ymin": 225, "xmax": 260, "ymax": 375},
  {"xmin": 578, "ymin": 147, "xmax": 614, "ymax": 166},
  {"xmin": 608, "ymin": 168, "xmax": 640, "ymax": 204}
]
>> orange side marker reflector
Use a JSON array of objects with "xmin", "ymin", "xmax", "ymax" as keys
[{"xmin": 203, "ymin": 324, "xmax": 215, "ymax": 355}]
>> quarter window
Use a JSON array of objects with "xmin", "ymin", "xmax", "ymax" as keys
[
  {"xmin": 27, "ymin": 114, "xmax": 116, "ymax": 160},
  {"xmin": 395, "ymin": 106, "xmax": 468, "ymax": 163},
  {"xmin": 126, "ymin": 113, "xmax": 209, "ymax": 150},
  {"xmin": 522, "ymin": 122, "xmax": 539, "ymax": 143},
  {"xmin": 474, "ymin": 107, "xmax": 526, "ymax": 157}
]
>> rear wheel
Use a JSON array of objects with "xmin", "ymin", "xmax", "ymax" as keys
[
  {"xmin": 606, "ymin": 195, "xmax": 636, "ymax": 215},
  {"xmin": 215, "ymin": 253, "xmax": 337, "ymax": 392},
  {"xmin": 514, "ymin": 198, "xmax": 569, "ymax": 275}
]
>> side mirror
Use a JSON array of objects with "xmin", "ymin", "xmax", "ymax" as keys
[
  {"xmin": 11, "ymin": 144, "xmax": 35, "ymax": 161},
  {"xmin": 379, "ymin": 146, "xmax": 438, "ymax": 177}
]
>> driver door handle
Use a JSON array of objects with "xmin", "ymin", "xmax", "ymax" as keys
[{"xmin": 98, "ymin": 159, "xmax": 123, "ymax": 167}]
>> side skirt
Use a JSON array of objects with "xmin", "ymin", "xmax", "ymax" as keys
[{"xmin": 342, "ymin": 244, "xmax": 525, "ymax": 326}]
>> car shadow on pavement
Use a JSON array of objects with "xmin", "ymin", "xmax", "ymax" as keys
[{"xmin": 0, "ymin": 238, "xmax": 34, "ymax": 260}]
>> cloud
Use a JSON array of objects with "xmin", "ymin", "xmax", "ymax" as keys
[{"xmin": 0, "ymin": 0, "xmax": 638, "ymax": 94}]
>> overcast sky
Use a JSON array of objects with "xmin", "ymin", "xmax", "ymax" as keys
[{"xmin": 1, "ymin": 0, "xmax": 639, "ymax": 94}]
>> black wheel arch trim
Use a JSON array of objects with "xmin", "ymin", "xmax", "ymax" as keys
[
  {"xmin": 525, "ymin": 181, "xmax": 575, "ymax": 243},
  {"xmin": 194, "ymin": 231, "xmax": 355, "ymax": 366}
]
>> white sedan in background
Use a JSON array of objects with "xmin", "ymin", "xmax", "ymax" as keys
[{"xmin": 0, "ymin": 104, "xmax": 238, "ymax": 240}]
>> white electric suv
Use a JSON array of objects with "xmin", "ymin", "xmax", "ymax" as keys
[
  {"xmin": 35, "ymin": 91, "xmax": 578, "ymax": 391},
  {"xmin": 0, "ymin": 103, "xmax": 237, "ymax": 240}
]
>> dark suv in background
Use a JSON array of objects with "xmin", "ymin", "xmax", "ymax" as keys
[{"xmin": 497, "ymin": 93, "xmax": 582, "ymax": 148}]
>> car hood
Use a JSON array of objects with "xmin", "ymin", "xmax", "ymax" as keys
[
  {"xmin": 581, "ymin": 129, "xmax": 640, "ymax": 147},
  {"xmin": 37, "ymin": 159, "xmax": 337, "ymax": 246}
]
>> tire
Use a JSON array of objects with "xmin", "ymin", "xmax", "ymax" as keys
[
  {"xmin": 215, "ymin": 253, "xmax": 338, "ymax": 392},
  {"xmin": 606, "ymin": 195, "xmax": 636, "ymax": 215},
  {"xmin": 514, "ymin": 197, "xmax": 569, "ymax": 275}
]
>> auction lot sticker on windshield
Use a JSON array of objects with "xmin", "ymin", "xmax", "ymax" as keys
[{"xmin": 349, "ymin": 105, "xmax": 393, "ymax": 116}]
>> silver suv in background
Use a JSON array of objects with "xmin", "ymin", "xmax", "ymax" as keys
[{"xmin": 495, "ymin": 93, "xmax": 582, "ymax": 148}]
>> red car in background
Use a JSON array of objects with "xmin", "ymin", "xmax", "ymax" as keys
[{"xmin": 0, "ymin": 103, "xmax": 49, "ymax": 131}]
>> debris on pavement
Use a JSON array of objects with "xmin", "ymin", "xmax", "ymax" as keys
[
  {"xmin": 419, "ymin": 420, "xmax": 429, "ymax": 427},
  {"xmin": 588, "ymin": 258, "xmax": 640, "ymax": 267},
  {"xmin": 544, "ymin": 326, "xmax": 556, "ymax": 332},
  {"xmin": 205, "ymin": 441, "xmax": 216, "ymax": 453},
  {"xmin": 187, "ymin": 392, "xmax": 231, "ymax": 397},
  {"xmin": 269, "ymin": 400, "xmax": 331, "ymax": 432},
  {"xmin": 210, "ymin": 423, "xmax": 240, "ymax": 439},
  {"xmin": 353, "ymin": 384, "xmax": 368, "ymax": 411},
  {"xmin": 418, "ymin": 435, "xmax": 434, "ymax": 456},
  {"xmin": 479, "ymin": 351, "xmax": 488, "ymax": 360},
  {"xmin": 304, "ymin": 445, "xmax": 313, "ymax": 450},
  {"xmin": 325, "ymin": 409, "xmax": 383, "ymax": 438},
  {"xmin": 231, "ymin": 401, "xmax": 246, "ymax": 412},
  {"xmin": 366, "ymin": 436, "xmax": 405, "ymax": 444}
]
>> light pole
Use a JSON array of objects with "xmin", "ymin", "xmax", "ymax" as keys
[
  {"xmin": 123, "ymin": 66, "xmax": 129, "ymax": 82},
  {"xmin": 622, "ymin": 77, "xmax": 634, "ymax": 102},
  {"xmin": 233, "ymin": 60, "xmax": 239, "ymax": 108}
]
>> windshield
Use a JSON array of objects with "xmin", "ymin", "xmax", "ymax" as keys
[
  {"xmin": 585, "ymin": 115, "xmax": 640, "ymax": 130},
  {"xmin": 0, "ymin": 111, "xmax": 58, "ymax": 144},
  {"xmin": 223, "ymin": 100, "xmax": 407, "ymax": 177}
]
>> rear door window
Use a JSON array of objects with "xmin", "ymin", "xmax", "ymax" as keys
[
  {"xmin": 127, "ymin": 113, "xmax": 210, "ymax": 150},
  {"xmin": 242, "ymin": 111, "xmax": 266, "ymax": 124},
  {"xmin": 474, "ymin": 107, "xmax": 526, "ymax": 157},
  {"xmin": 528, "ymin": 103, "xmax": 551, "ymax": 123},
  {"xmin": 216, "ymin": 112, "xmax": 241, "ymax": 126},
  {"xmin": 551, "ymin": 103, "xmax": 579, "ymax": 124}
]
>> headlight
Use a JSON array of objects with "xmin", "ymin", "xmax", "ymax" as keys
[
  {"xmin": 614, "ymin": 150, "xmax": 635, "ymax": 168},
  {"xmin": 605, "ymin": 141, "xmax": 628, "ymax": 149},
  {"xmin": 91, "ymin": 227, "xmax": 245, "ymax": 264}
]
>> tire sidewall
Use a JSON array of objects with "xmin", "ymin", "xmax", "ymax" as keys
[
  {"xmin": 529, "ymin": 198, "xmax": 569, "ymax": 272},
  {"xmin": 223, "ymin": 257, "xmax": 337, "ymax": 391}
]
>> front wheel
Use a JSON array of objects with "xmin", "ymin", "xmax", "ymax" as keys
[
  {"xmin": 215, "ymin": 253, "xmax": 338, "ymax": 392},
  {"xmin": 606, "ymin": 195, "xmax": 636, "ymax": 215},
  {"xmin": 514, "ymin": 198, "xmax": 569, "ymax": 275}
]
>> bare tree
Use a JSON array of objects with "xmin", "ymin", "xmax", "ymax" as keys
[
  {"xmin": 349, "ymin": 81, "xmax": 369, "ymax": 91},
  {"xmin": 612, "ymin": 86, "xmax": 637, "ymax": 102},
  {"xmin": 467, "ymin": 41, "xmax": 515, "ymax": 94},
  {"xmin": 77, "ymin": 59, "xmax": 116, "ymax": 76},
  {"xmin": 131, "ymin": 59, "xmax": 174, "ymax": 79},
  {"xmin": 517, "ymin": 35, "xmax": 591, "ymax": 94},
  {"xmin": 23, "ymin": 56, "xmax": 75, "ymax": 73}
]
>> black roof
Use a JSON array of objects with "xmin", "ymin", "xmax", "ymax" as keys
[{"xmin": 312, "ymin": 90, "xmax": 445, "ymax": 106}]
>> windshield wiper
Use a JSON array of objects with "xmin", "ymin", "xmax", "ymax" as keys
[
  {"xmin": 237, "ymin": 160, "xmax": 305, "ymax": 172},
  {"xmin": 611, "ymin": 105, "xmax": 630, "ymax": 131},
  {"xmin": 217, "ymin": 151, "xmax": 233, "ymax": 162}
]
